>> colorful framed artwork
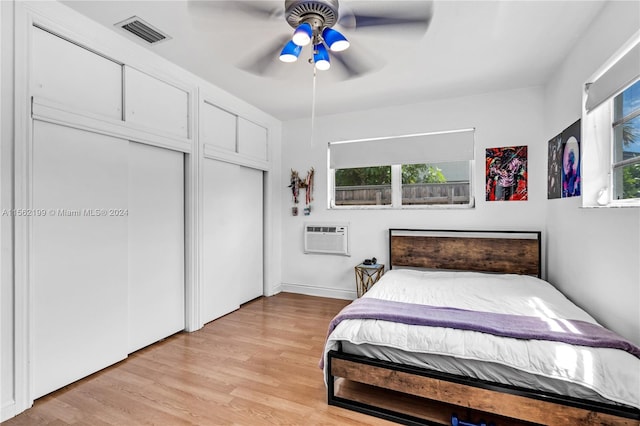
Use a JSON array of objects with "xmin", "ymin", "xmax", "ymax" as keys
[
  {"xmin": 486, "ymin": 145, "xmax": 528, "ymax": 201},
  {"xmin": 547, "ymin": 119, "xmax": 581, "ymax": 199},
  {"xmin": 561, "ymin": 119, "xmax": 581, "ymax": 198}
]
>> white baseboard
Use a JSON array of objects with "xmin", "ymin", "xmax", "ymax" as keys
[
  {"xmin": 1, "ymin": 400, "xmax": 19, "ymax": 423},
  {"xmin": 264, "ymin": 283, "xmax": 283, "ymax": 297},
  {"xmin": 280, "ymin": 282, "xmax": 356, "ymax": 300}
]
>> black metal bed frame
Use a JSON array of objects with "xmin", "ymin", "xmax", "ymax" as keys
[{"xmin": 327, "ymin": 349, "xmax": 640, "ymax": 425}]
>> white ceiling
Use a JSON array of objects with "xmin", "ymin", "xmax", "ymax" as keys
[{"xmin": 62, "ymin": 0, "xmax": 606, "ymax": 121}]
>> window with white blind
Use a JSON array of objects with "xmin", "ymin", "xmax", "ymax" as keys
[
  {"xmin": 328, "ymin": 129, "xmax": 475, "ymax": 208},
  {"xmin": 583, "ymin": 30, "xmax": 640, "ymax": 207}
]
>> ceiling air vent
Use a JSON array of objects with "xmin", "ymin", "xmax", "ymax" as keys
[{"xmin": 115, "ymin": 16, "xmax": 171, "ymax": 45}]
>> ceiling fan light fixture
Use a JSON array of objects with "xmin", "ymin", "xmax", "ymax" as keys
[
  {"xmin": 279, "ymin": 40, "xmax": 303, "ymax": 62},
  {"xmin": 313, "ymin": 43, "xmax": 331, "ymax": 70},
  {"xmin": 322, "ymin": 27, "xmax": 349, "ymax": 52},
  {"xmin": 292, "ymin": 22, "xmax": 313, "ymax": 46}
]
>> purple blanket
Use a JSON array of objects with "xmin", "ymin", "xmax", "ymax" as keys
[{"xmin": 321, "ymin": 297, "xmax": 640, "ymax": 368}]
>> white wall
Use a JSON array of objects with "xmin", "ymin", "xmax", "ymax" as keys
[
  {"xmin": 281, "ymin": 86, "xmax": 546, "ymax": 299},
  {"xmin": 543, "ymin": 0, "xmax": 640, "ymax": 345}
]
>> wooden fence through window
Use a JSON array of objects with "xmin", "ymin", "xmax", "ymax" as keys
[{"xmin": 335, "ymin": 182, "xmax": 469, "ymax": 205}]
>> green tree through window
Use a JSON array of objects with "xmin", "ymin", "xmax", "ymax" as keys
[
  {"xmin": 335, "ymin": 166, "xmax": 391, "ymax": 186},
  {"xmin": 402, "ymin": 164, "xmax": 446, "ymax": 184},
  {"xmin": 335, "ymin": 164, "xmax": 446, "ymax": 186}
]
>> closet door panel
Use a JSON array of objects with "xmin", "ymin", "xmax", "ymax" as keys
[
  {"xmin": 128, "ymin": 142, "xmax": 185, "ymax": 353},
  {"xmin": 31, "ymin": 26, "xmax": 122, "ymax": 119},
  {"xmin": 201, "ymin": 102, "xmax": 236, "ymax": 152},
  {"xmin": 202, "ymin": 158, "xmax": 263, "ymax": 323},
  {"xmin": 235, "ymin": 166, "xmax": 263, "ymax": 303},
  {"xmin": 124, "ymin": 66, "xmax": 189, "ymax": 138},
  {"xmin": 32, "ymin": 121, "xmax": 128, "ymax": 399},
  {"xmin": 238, "ymin": 118, "xmax": 267, "ymax": 161},
  {"xmin": 202, "ymin": 159, "xmax": 242, "ymax": 323}
]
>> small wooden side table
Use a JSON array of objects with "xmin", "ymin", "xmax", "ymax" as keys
[{"xmin": 355, "ymin": 263, "xmax": 385, "ymax": 297}]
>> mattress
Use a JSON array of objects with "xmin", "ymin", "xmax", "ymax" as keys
[{"xmin": 323, "ymin": 269, "xmax": 640, "ymax": 409}]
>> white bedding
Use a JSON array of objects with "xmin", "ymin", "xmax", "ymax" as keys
[{"xmin": 323, "ymin": 269, "xmax": 640, "ymax": 409}]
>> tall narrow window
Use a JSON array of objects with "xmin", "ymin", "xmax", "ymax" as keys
[
  {"xmin": 583, "ymin": 31, "xmax": 640, "ymax": 207},
  {"xmin": 612, "ymin": 79, "xmax": 640, "ymax": 200}
]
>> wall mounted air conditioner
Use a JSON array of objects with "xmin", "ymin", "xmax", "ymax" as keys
[{"xmin": 304, "ymin": 223, "xmax": 350, "ymax": 256}]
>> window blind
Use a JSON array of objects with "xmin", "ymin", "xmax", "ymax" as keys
[
  {"xmin": 329, "ymin": 128, "xmax": 475, "ymax": 170},
  {"xmin": 585, "ymin": 39, "xmax": 640, "ymax": 113}
]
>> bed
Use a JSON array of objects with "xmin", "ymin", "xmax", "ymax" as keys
[{"xmin": 322, "ymin": 229, "xmax": 640, "ymax": 426}]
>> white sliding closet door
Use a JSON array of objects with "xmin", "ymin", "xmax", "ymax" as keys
[
  {"xmin": 32, "ymin": 121, "xmax": 128, "ymax": 399},
  {"xmin": 202, "ymin": 159, "xmax": 263, "ymax": 324},
  {"xmin": 235, "ymin": 166, "xmax": 263, "ymax": 304},
  {"xmin": 128, "ymin": 142, "xmax": 185, "ymax": 353}
]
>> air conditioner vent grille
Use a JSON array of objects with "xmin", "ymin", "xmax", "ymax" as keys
[
  {"xmin": 304, "ymin": 222, "xmax": 349, "ymax": 256},
  {"xmin": 307, "ymin": 226, "xmax": 337, "ymax": 233},
  {"xmin": 116, "ymin": 16, "xmax": 170, "ymax": 44}
]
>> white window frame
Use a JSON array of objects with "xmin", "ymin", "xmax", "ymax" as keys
[
  {"xmin": 327, "ymin": 129, "xmax": 476, "ymax": 210},
  {"xmin": 582, "ymin": 30, "xmax": 640, "ymax": 208}
]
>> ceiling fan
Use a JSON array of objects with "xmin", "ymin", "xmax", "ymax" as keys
[{"xmin": 221, "ymin": 0, "xmax": 434, "ymax": 79}]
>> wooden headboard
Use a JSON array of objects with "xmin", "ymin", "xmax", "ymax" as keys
[{"xmin": 389, "ymin": 229, "xmax": 542, "ymax": 277}]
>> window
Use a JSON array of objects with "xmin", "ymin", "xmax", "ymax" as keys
[
  {"xmin": 401, "ymin": 162, "xmax": 470, "ymax": 205},
  {"xmin": 612, "ymin": 79, "xmax": 640, "ymax": 200},
  {"xmin": 583, "ymin": 31, "xmax": 640, "ymax": 207},
  {"xmin": 335, "ymin": 166, "xmax": 391, "ymax": 206},
  {"xmin": 328, "ymin": 129, "xmax": 475, "ymax": 208}
]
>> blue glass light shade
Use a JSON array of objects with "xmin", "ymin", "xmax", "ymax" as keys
[
  {"xmin": 292, "ymin": 22, "xmax": 313, "ymax": 46},
  {"xmin": 322, "ymin": 27, "xmax": 350, "ymax": 52},
  {"xmin": 313, "ymin": 43, "xmax": 330, "ymax": 70},
  {"xmin": 279, "ymin": 40, "xmax": 303, "ymax": 63}
]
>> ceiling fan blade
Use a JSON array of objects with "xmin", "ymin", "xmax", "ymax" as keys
[
  {"xmin": 351, "ymin": 14, "xmax": 432, "ymax": 29},
  {"xmin": 228, "ymin": 1, "xmax": 284, "ymax": 20},
  {"xmin": 237, "ymin": 36, "xmax": 291, "ymax": 76},
  {"xmin": 331, "ymin": 54, "xmax": 367, "ymax": 79},
  {"xmin": 339, "ymin": 1, "xmax": 434, "ymax": 32},
  {"xmin": 187, "ymin": 0, "xmax": 283, "ymax": 21},
  {"xmin": 331, "ymin": 45, "xmax": 381, "ymax": 79}
]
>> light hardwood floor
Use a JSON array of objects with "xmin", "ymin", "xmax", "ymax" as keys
[{"xmin": 3, "ymin": 293, "xmax": 394, "ymax": 426}]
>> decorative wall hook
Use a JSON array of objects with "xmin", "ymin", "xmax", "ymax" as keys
[{"xmin": 288, "ymin": 168, "xmax": 315, "ymax": 213}]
